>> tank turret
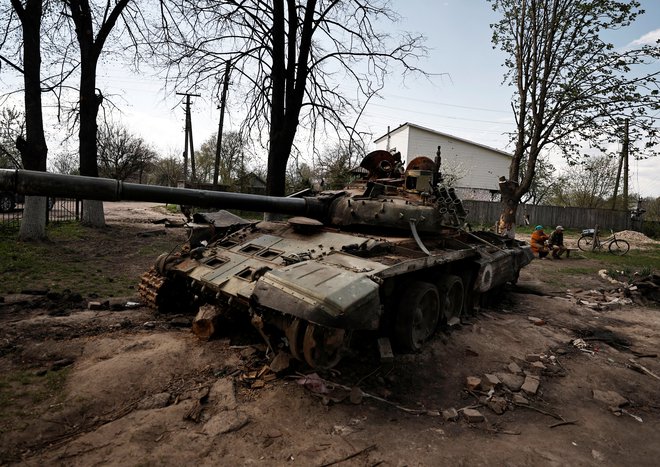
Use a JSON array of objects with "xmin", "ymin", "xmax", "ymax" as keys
[{"xmin": 0, "ymin": 151, "xmax": 533, "ymax": 369}]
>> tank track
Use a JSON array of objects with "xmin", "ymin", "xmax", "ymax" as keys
[{"xmin": 138, "ymin": 267, "xmax": 165, "ymax": 309}]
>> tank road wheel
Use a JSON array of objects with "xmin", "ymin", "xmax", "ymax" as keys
[
  {"xmin": 285, "ymin": 318, "xmax": 305, "ymax": 362},
  {"xmin": 438, "ymin": 275, "xmax": 464, "ymax": 324},
  {"xmin": 302, "ymin": 323, "xmax": 348, "ymax": 370},
  {"xmin": 394, "ymin": 281, "xmax": 440, "ymax": 352}
]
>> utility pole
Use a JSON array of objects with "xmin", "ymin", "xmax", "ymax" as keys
[
  {"xmin": 214, "ymin": 61, "xmax": 231, "ymax": 186},
  {"xmin": 623, "ymin": 118, "xmax": 629, "ymax": 217},
  {"xmin": 176, "ymin": 92, "xmax": 201, "ymax": 184},
  {"xmin": 612, "ymin": 147, "xmax": 624, "ymax": 210}
]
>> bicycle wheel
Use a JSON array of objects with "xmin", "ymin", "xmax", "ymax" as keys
[
  {"xmin": 578, "ymin": 235, "xmax": 594, "ymax": 252},
  {"xmin": 608, "ymin": 239, "xmax": 630, "ymax": 255}
]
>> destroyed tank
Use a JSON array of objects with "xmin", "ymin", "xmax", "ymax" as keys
[{"xmin": 0, "ymin": 150, "xmax": 533, "ymax": 369}]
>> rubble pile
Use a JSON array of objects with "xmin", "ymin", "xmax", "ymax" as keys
[
  {"xmin": 452, "ymin": 353, "xmax": 564, "ymax": 423},
  {"xmin": 567, "ymin": 274, "xmax": 660, "ymax": 308},
  {"xmin": 614, "ymin": 230, "xmax": 659, "ymax": 244}
]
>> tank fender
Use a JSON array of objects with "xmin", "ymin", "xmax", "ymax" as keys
[
  {"xmin": 251, "ymin": 260, "xmax": 382, "ymax": 330},
  {"xmin": 473, "ymin": 248, "xmax": 519, "ymax": 292}
]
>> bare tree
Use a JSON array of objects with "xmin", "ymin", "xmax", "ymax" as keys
[
  {"xmin": 158, "ymin": 0, "xmax": 426, "ymax": 196},
  {"xmin": 314, "ymin": 142, "xmax": 364, "ymax": 190},
  {"xmin": 63, "ymin": 0, "xmax": 146, "ymax": 226},
  {"xmin": 2, "ymin": 0, "xmax": 50, "ymax": 240},
  {"xmin": 490, "ymin": 0, "xmax": 659, "ymax": 236},
  {"xmin": 149, "ymin": 154, "xmax": 183, "ymax": 187},
  {"xmin": 0, "ymin": 107, "xmax": 24, "ymax": 169},
  {"xmin": 97, "ymin": 123, "xmax": 157, "ymax": 181}
]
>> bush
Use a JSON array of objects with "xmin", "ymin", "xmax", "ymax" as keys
[{"xmin": 641, "ymin": 221, "xmax": 660, "ymax": 240}]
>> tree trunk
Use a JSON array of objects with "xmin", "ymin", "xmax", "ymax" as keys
[
  {"xmin": 498, "ymin": 177, "xmax": 520, "ymax": 238},
  {"xmin": 192, "ymin": 304, "xmax": 222, "ymax": 341},
  {"xmin": 18, "ymin": 196, "xmax": 47, "ymax": 242},
  {"xmin": 78, "ymin": 48, "xmax": 105, "ymax": 227},
  {"xmin": 16, "ymin": 0, "xmax": 48, "ymax": 241}
]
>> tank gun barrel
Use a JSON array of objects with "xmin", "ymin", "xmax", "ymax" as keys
[{"xmin": 0, "ymin": 169, "xmax": 325, "ymax": 218}]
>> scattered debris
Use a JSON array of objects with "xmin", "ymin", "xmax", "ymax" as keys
[
  {"xmin": 462, "ymin": 408, "xmax": 485, "ymax": 423},
  {"xmin": 466, "ymin": 376, "xmax": 481, "ymax": 391},
  {"xmin": 442, "ymin": 408, "xmax": 459, "ymax": 421},
  {"xmin": 592, "ymin": 389, "xmax": 628, "ymax": 409},
  {"xmin": 627, "ymin": 359, "xmax": 660, "ymax": 381}
]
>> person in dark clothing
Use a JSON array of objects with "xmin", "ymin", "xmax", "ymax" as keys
[{"xmin": 549, "ymin": 225, "xmax": 567, "ymax": 259}]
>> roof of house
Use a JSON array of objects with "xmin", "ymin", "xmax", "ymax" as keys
[{"xmin": 374, "ymin": 122, "xmax": 512, "ymax": 158}]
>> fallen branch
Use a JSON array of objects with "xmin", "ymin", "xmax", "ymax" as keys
[
  {"xmin": 319, "ymin": 444, "xmax": 377, "ymax": 467},
  {"xmin": 294, "ymin": 373, "xmax": 427, "ymax": 415},
  {"xmin": 627, "ymin": 359, "xmax": 660, "ymax": 381},
  {"xmin": 514, "ymin": 403, "xmax": 565, "ymax": 421},
  {"xmin": 549, "ymin": 420, "xmax": 578, "ymax": 429}
]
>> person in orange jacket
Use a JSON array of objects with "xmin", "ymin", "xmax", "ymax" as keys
[{"xmin": 530, "ymin": 225, "xmax": 550, "ymax": 259}]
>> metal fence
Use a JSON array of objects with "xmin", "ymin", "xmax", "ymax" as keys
[{"xmin": 0, "ymin": 197, "xmax": 81, "ymax": 229}]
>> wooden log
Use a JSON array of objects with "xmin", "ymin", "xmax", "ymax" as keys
[{"xmin": 192, "ymin": 304, "xmax": 222, "ymax": 340}]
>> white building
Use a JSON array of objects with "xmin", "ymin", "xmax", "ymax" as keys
[{"xmin": 374, "ymin": 123, "xmax": 511, "ymax": 200}]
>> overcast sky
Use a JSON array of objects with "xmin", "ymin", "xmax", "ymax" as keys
[{"xmin": 3, "ymin": 0, "xmax": 659, "ymax": 197}]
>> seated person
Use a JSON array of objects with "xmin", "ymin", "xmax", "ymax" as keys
[
  {"xmin": 549, "ymin": 225, "xmax": 567, "ymax": 259},
  {"xmin": 530, "ymin": 225, "xmax": 549, "ymax": 258}
]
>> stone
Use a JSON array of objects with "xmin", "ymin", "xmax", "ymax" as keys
[
  {"xmin": 137, "ymin": 392, "xmax": 171, "ymax": 410},
  {"xmin": 269, "ymin": 352, "xmax": 291, "ymax": 373},
  {"xmin": 513, "ymin": 394, "xmax": 529, "ymax": 405},
  {"xmin": 487, "ymin": 396, "xmax": 508, "ymax": 415},
  {"xmin": 528, "ymin": 316, "xmax": 545, "ymax": 325},
  {"xmin": 466, "ymin": 376, "xmax": 481, "ymax": 391},
  {"xmin": 592, "ymin": 389, "xmax": 628, "ymax": 408},
  {"xmin": 462, "ymin": 408, "xmax": 485, "ymax": 423},
  {"xmin": 525, "ymin": 354, "xmax": 542, "ymax": 362},
  {"xmin": 483, "ymin": 373, "xmax": 501, "ymax": 389},
  {"xmin": 377, "ymin": 337, "xmax": 394, "ymax": 363},
  {"xmin": 442, "ymin": 408, "xmax": 459, "ymax": 421},
  {"xmin": 521, "ymin": 375, "xmax": 540, "ymax": 396},
  {"xmin": 508, "ymin": 362, "xmax": 523, "ymax": 374},
  {"xmin": 530, "ymin": 361, "xmax": 547, "ymax": 373},
  {"xmin": 496, "ymin": 373, "xmax": 525, "ymax": 391},
  {"xmin": 349, "ymin": 387, "xmax": 363, "ymax": 404},
  {"xmin": 88, "ymin": 301, "xmax": 103, "ymax": 310}
]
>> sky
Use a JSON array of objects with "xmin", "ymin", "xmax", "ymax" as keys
[{"xmin": 2, "ymin": 0, "xmax": 659, "ymax": 197}]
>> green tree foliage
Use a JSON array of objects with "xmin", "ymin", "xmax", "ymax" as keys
[
  {"xmin": 547, "ymin": 155, "xmax": 618, "ymax": 208},
  {"xmin": 196, "ymin": 131, "xmax": 248, "ymax": 189},
  {"xmin": 490, "ymin": 0, "xmax": 659, "ymax": 234}
]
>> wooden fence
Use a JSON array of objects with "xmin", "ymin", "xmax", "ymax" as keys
[{"xmin": 463, "ymin": 200, "xmax": 630, "ymax": 231}]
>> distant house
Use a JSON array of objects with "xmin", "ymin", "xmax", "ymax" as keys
[{"xmin": 374, "ymin": 123, "xmax": 511, "ymax": 200}]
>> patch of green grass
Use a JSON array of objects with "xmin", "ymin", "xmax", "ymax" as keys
[
  {"xmin": 578, "ymin": 245, "xmax": 660, "ymax": 272},
  {"xmin": 0, "ymin": 222, "xmax": 180, "ymax": 297},
  {"xmin": 0, "ymin": 368, "xmax": 69, "ymax": 422}
]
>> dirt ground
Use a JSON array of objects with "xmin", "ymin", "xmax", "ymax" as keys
[{"xmin": 1, "ymin": 202, "xmax": 659, "ymax": 466}]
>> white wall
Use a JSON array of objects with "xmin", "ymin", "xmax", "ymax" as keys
[{"xmin": 375, "ymin": 125, "xmax": 510, "ymax": 192}]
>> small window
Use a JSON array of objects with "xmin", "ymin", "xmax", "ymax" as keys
[
  {"xmin": 239, "ymin": 244, "xmax": 263, "ymax": 255},
  {"xmin": 219, "ymin": 239, "xmax": 238, "ymax": 248},
  {"xmin": 204, "ymin": 257, "xmax": 227, "ymax": 268},
  {"xmin": 235, "ymin": 267, "xmax": 254, "ymax": 280},
  {"xmin": 257, "ymin": 248, "xmax": 282, "ymax": 260}
]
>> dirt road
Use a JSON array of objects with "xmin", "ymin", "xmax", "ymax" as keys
[{"xmin": 1, "ymin": 202, "xmax": 658, "ymax": 466}]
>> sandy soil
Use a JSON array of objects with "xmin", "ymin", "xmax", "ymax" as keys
[{"xmin": 1, "ymin": 202, "xmax": 659, "ymax": 466}]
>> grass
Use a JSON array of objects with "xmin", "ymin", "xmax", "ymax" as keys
[
  {"xmin": 0, "ymin": 367, "xmax": 70, "ymax": 432},
  {"xmin": 577, "ymin": 244, "xmax": 660, "ymax": 272},
  {"xmin": 0, "ymin": 221, "xmax": 180, "ymax": 297}
]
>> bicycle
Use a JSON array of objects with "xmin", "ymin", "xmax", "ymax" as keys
[{"xmin": 577, "ymin": 227, "xmax": 630, "ymax": 255}]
